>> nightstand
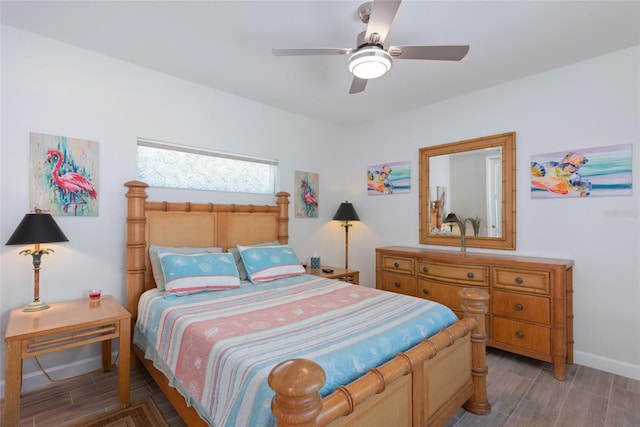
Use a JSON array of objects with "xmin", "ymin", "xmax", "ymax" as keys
[
  {"xmin": 3, "ymin": 295, "xmax": 131, "ymax": 427},
  {"xmin": 306, "ymin": 265, "xmax": 359, "ymax": 284}
]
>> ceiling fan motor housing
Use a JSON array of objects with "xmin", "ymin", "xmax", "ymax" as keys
[{"xmin": 356, "ymin": 30, "xmax": 381, "ymax": 49}]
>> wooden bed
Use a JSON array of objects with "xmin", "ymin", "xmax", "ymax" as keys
[{"xmin": 124, "ymin": 180, "xmax": 491, "ymax": 426}]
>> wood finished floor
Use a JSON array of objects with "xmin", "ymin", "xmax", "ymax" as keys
[{"xmin": 3, "ymin": 348, "xmax": 639, "ymax": 426}]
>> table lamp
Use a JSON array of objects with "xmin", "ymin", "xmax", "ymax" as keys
[
  {"xmin": 332, "ymin": 201, "xmax": 360, "ymax": 269},
  {"xmin": 5, "ymin": 210, "xmax": 69, "ymax": 311}
]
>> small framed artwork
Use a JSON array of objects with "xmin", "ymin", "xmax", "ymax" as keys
[
  {"xmin": 294, "ymin": 171, "xmax": 319, "ymax": 218},
  {"xmin": 531, "ymin": 144, "xmax": 632, "ymax": 198},
  {"xmin": 30, "ymin": 132, "xmax": 99, "ymax": 216},
  {"xmin": 367, "ymin": 161, "xmax": 411, "ymax": 195}
]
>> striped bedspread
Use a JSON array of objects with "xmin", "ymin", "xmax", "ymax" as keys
[{"xmin": 134, "ymin": 274, "xmax": 457, "ymax": 426}]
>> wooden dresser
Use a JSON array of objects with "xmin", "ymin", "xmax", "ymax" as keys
[{"xmin": 376, "ymin": 246, "xmax": 573, "ymax": 380}]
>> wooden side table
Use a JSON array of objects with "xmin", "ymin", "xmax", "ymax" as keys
[
  {"xmin": 3, "ymin": 295, "xmax": 131, "ymax": 427},
  {"xmin": 306, "ymin": 265, "xmax": 360, "ymax": 284}
]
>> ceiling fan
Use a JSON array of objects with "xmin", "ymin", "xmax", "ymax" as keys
[{"xmin": 272, "ymin": 0, "xmax": 469, "ymax": 94}]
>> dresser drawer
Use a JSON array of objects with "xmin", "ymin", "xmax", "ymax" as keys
[
  {"xmin": 417, "ymin": 279, "xmax": 468, "ymax": 307},
  {"xmin": 382, "ymin": 255, "xmax": 415, "ymax": 275},
  {"xmin": 493, "ymin": 268, "xmax": 550, "ymax": 294},
  {"xmin": 381, "ymin": 272, "xmax": 416, "ymax": 296},
  {"xmin": 492, "ymin": 317, "xmax": 550, "ymax": 354},
  {"xmin": 492, "ymin": 290, "xmax": 550, "ymax": 325},
  {"xmin": 418, "ymin": 261, "xmax": 489, "ymax": 286},
  {"xmin": 418, "ymin": 280, "xmax": 490, "ymax": 327}
]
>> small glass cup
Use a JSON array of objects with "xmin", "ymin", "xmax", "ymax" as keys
[{"xmin": 89, "ymin": 289, "xmax": 102, "ymax": 302}]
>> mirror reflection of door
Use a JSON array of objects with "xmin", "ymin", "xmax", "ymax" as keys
[{"xmin": 486, "ymin": 155, "xmax": 502, "ymax": 237}]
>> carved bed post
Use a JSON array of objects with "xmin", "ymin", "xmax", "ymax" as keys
[
  {"xmin": 124, "ymin": 181, "xmax": 149, "ymax": 320},
  {"xmin": 269, "ymin": 358, "xmax": 326, "ymax": 427},
  {"xmin": 459, "ymin": 288, "xmax": 491, "ymax": 414},
  {"xmin": 276, "ymin": 192, "xmax": 290, "ymax": 244}
]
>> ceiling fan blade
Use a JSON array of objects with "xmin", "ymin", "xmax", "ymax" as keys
[
  {"xmin": 349, "ymin": 77, "xmax": 368, "ymax": 94},
  {"xmin": 365, "ymin": 0, "xmax": 402, "ymax": 45},
  {"xmin": 272, "ymin": 48, "xmax": 354, "ymax": 56},
  {"xmin": 388, "ymin": 45, "xmax": 470, "ymax": 61}
]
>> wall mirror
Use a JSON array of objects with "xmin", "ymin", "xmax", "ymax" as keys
[{"xmin": 419, "ymin": 132, "xmax": 516, "ymax": 250}]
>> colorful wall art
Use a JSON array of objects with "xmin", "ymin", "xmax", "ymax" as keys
[
  {"xmin": 531, "ymin": 144, "xmax": 632, "ymax": 198},
  {"xmin": 367, "ymin": 161, "xmax": 411, "ymax": 195},
  {"xmin": 30, "ymin": 132, "xmax": 99, "ymax": 216},
  {"xmin": 294, "ymin": 171, "xmax": 319, "ymax": 218}
]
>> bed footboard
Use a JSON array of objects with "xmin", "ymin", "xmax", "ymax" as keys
[
  {"xmin": 269, "ymin": 288, "xmax": 490, "ymax": 427},
  {"xmin": 124, "ymin": 182, "xmax": 490, "ymax": 427}
]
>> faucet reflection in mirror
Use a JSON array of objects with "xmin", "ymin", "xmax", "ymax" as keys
[{"xmin": 444, "ymin": 212, "xmax": 470, "ymax": 253}]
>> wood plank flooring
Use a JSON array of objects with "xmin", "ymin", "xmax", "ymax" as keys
[
  {"xmin": 2, "ymin": 348, "xmax": 638, "ymax": 426},
  {"xmin": 447, "ymin": 349, "xmax": 640, "ymax": 427}
]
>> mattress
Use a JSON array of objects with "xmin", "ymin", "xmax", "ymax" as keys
[{"xmin": 134, "ymin": 274, "xmax": 457, "ymax": 426}]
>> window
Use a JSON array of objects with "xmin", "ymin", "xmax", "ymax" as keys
[{"xmin": 137, "ymin": 138, "xmax": 277, "ymax": 194}]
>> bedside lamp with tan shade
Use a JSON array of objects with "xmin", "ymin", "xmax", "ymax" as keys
[{"xmin": 5, "ymin": 210, "xmax": 69, "ymax": 311}]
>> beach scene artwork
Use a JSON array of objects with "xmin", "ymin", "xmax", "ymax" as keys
[
  {"xmin": 367, "ymin": 161, "xmax": 411, "ymax": 195},
  {"xmin": 531, "ymin": 144, "xmax": 632, "ymax": 198}
]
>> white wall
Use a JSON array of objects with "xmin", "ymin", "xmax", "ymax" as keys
[
  {"xmin": 1, "ymin": 25, "xmax": 638, "ymax": 397},
  {"xmin": 0, "ymin": 26, "xmax": 346, "ymax": 394},
  {"xmin": 341, "ymin": 46, "xmax": 640, "ymax": 380}
]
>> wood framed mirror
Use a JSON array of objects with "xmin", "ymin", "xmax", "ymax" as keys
[{"xmin": 419, "ymin": 132, "xmax": 516, "ymax": 250}]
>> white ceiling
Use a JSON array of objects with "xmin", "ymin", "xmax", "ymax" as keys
[{"xmin": 2, "ymin": 1, "xmax": 639, "ymax": 126}]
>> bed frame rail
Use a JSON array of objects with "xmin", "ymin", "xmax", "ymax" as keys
[{"xmin": 269, "ymin": 288, "xmax": 490, "ymax": 427}]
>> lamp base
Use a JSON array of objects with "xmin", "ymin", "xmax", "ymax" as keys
[{"xmin": 23, "ymin": 299, "xmax": 50, "ymax": 312}]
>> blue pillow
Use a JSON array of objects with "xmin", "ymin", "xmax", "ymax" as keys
[
  {"xmin": 149, "ymin": 245, "xmax": 223, "ymax": 291},
  {"xmin": 237, "ymin": 245, "xmax": 305, "ymax": 283},
  {"xmin": 158, "ymin": 251, "xmax": 240, "ymax": 295},
  {"xmin": 228, "ymin": 240, "xmax": 281, "ymax": 281}
]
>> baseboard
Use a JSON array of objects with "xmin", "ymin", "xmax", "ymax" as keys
[
  {"xmin": 0, "ymin": 352, "xmax": 118, "ymax": 400},
  {"xmin": 574, "ymin": 350, "xmax": 640, "ymax": 380}
]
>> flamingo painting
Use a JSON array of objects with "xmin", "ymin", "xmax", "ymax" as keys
[
  {"xmin": 46, "ymin": 149, "xmax": 97, "ymax": 215},
  {"xmin": 300, "ymin": 178, "xmax": 318, "ymax": 216},
  {"xmin": 294, "ymin": 171, "xmax": 319, "ymax": 218}
]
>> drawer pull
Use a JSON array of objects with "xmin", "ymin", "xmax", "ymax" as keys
[
  {"xmin": 394, "ymin": 262, "xmax": 399, "ymax": 268},
  {"xmin": 422, "ymin": 266, "xmax": 428, "ymax": 273},
  {"xmin": 515, "ymin": 331, "xmax": 524, "ymax": 339},
  {"xmin": 422, "ymin": 288, "xmax": 429, "ymax": 295},
  {"xmin": 467, "ymin": 272, "xmax": 475, "ymax": 279},
  {"xmin": 394, "ymin": 282, "xmax": 401, "ymax": 288},
  {"xmin": 514, "ymin": 303, "xmax": 523, "ymax": 311},
  {"xmin": 515, "ymin": 277, "xmax": 523, "ymax": 284}
]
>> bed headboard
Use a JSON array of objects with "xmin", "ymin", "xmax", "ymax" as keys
[{"xmin": 124, "ymin": 181, "xmax": 290, "ymax": 318}]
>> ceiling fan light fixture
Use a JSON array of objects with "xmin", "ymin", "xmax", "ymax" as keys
[{"xmin": 348, "ymin": 47, "xmax": 392, "ymax": 79}]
